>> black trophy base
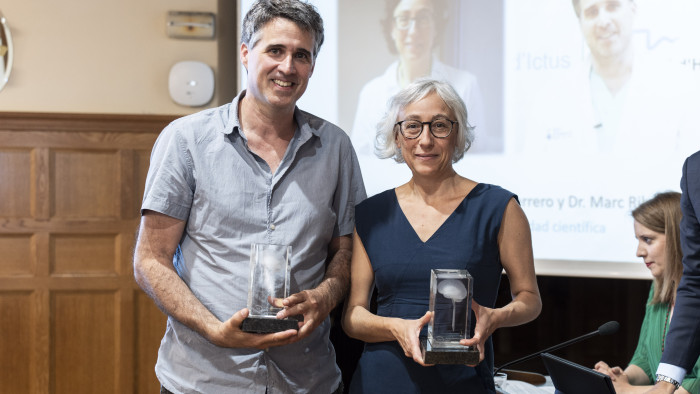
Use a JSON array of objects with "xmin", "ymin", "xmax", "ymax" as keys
[
  {"xmin": 421, "ymin": 338, "xmax": 480, "ymax": 365},
  {"xmin": 241, "ymin": 316, "xmax": 299, "ymax": 334}
]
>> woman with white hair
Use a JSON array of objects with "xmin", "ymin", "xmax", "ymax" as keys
[{"xmin": 342, "ymin": 78, "xmax": 541, "ymax": 393}]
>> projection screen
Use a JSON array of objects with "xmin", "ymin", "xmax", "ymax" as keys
[{"xmin": 239, "ymin": 0, "xmax": 700, "ymax": 279}]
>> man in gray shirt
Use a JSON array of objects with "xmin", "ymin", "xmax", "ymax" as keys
[{"xmin": 133, "ymin": 1, "xmax": 366, "ymax": 392}]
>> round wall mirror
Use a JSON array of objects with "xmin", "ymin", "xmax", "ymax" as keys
[{"xmin": 0, "ymin": 11, "xmax": 14, "ymax": 92}]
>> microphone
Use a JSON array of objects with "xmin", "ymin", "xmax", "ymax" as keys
[{"xmin": 494, "ymin": 320, "xmax": 619, "ymax": 375}]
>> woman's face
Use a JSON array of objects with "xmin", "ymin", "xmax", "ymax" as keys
[
  {"xmin": 391, "ymin": 0, "xmax": 436, "ymax": 61},
  {"xmin": 634, "ymin": 220, "xmax": 667, "ymax": 279},
  {"xmin": 395, "ymin": 92, "xmax": 457, "ymax": 177}
]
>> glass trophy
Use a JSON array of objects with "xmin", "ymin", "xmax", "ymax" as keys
[
  {"xmin": 421, "ymin": 269, "xmax": 479, "ymax": 364},
  {"xmin": 241, "ymin": 243, "xmax": 300, "ymax": 333}
]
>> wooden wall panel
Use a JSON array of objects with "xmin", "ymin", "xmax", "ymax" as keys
[
  {"xmin": 0, "ymin": 149, "xmax": 32, "ymax": 218},
  {"xmin": 0, "ymin": 234, "xmax": 34, "ymax": 276},
  {"xmin": 0, "ymin": 112, "xmax": 174, "ymax": 394},
  {"xmin": 0, "ymin": 292, "xmax": 33, "ymax": 394},
  {"xmin": 51, "ymin": 291, "xmax": 117, "ymax": 394},
  {"xmin": 51, "ymin": 150, "xmax": 120, "ymax": 219},
  {"xmin": 50, "ymin": 234, "xmax": 118, "ymax": 276}
]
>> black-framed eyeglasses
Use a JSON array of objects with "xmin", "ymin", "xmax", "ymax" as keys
[{"xmin": 395, "ymin": 118, "xmax": 458, "ymax": 139}]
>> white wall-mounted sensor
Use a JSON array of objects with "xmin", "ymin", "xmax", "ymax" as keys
[{"xmin": 168, "ymin": 61, "xmax": 215, "ymax": 107}]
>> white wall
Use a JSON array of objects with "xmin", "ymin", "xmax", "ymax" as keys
[{"xmin": 0, "ymin": 0, "xmax": 218, "ymax": 115}]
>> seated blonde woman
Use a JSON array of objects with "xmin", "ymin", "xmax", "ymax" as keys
[{"xmin": 595, "ymin": 192, "xmax": 700, "ymax": 393}]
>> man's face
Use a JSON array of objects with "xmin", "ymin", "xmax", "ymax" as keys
[
  {"xmin": 577, "ymin": 0, "xmax": 636, "ymax": 61},
  {"xmin": 240, "ymin": 18, "xmax": 315, "ymax": 112}
]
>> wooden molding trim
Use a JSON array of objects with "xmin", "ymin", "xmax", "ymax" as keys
[{"xmin": 0, "ymin": 112, "xmax": 180, "ymax": 134}]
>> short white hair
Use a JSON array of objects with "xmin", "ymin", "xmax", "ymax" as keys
[{"xmin": 375, "ymin": 78, "xmax": 474, "ymax": 163}]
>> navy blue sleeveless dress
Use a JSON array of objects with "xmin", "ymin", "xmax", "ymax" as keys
[{"xmin": 349, "ymin": 183, "xmax": 516, "ymax": 394}]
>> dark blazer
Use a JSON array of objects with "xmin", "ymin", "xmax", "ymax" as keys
[{"xmin": 662, "ymin": 151, "xmax": 700, "ymax": 371}]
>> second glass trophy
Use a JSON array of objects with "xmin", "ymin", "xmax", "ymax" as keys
[
  {"xmin": 421, "ymin": 269, "xmax": 480, "ymax": 364},
  {"xmin": 241, "ymin": 243, "xmax": 300, "ymax": 333}
]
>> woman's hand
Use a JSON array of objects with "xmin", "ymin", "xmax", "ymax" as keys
[
  {"xmin": 594, "ymin": 361, "xmax": 625, "ymax": 381},
  {"xmin": 459, "ymin": 299, "xmax": 499, "ymax": 365},
  {"xmin": 610, "ymin": 373, "xmax": 634, "ymax": 393},
  {"xmin": 391, "ymin": 311, "xmax": 433, "ymax": 366},
  {"xmin": 595, "ymin": 361, "xmax": 639, "ymax": 393}
]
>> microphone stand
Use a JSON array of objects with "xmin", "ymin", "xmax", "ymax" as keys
[{"xmin": 494, "ymin": 321, "xmax": 619, "ymax": 376}]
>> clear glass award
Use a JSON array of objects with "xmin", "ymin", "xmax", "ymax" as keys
[
  {"xmin": 240, "ymin": 243, "xmax": 300, "ymax": 333},
  {"xmin": 421, "ymin": 269, "xmax": 479, "ymax": 364}
]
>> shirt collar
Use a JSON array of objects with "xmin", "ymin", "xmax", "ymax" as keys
[{"xmin": 219, "ymin": 90, "xmax": 321, "ymax": 140}]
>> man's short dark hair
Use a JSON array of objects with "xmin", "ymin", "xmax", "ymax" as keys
[{"xmin": 241, "ymin": 0, "xmax": 324, "ymax": 60}]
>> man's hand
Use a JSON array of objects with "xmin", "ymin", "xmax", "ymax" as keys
[
  {"xmin": 276, "ymin": 287, "xmax": 334, "ymax": 339},
  {"xmin": 273, "ymin": 235, "xmax": 353, "ymax": 340},
  {"xmin": 207, "ymin": 307, "xmax": 299, "ymax": 349}
]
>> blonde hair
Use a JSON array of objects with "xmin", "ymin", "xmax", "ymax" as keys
[{"xmin": 632, "ymin": 192, "xmax": 682, "ymax": 304}]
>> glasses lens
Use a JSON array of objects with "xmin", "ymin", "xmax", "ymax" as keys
[
  {"xmin": 430, "ymin": 119, "xmax": 452, "ymax": 137},
  {"xmin": 401, "ymin": 120, "xmax": 423, "ymax": 138}
]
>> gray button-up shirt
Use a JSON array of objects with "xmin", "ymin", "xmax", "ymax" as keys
[{"xmin": 142, "ymin": 91, "xmax": 366, "ymax": 394}]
